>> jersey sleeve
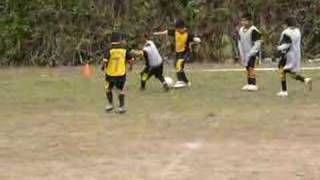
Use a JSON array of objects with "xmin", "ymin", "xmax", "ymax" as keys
[
  {"xmin": 280, "ymin": 34, "xmax": 292, "ymax": 45},
  {"xmin": 277, "ymin": 34, "xmax": 292, "ymax": 52},
  {"xmin": 248, "ymin": 29, "xmax": 262, "ymax": 58},
  {"xmin": 251, "ymin": 29, "xmax": 262, "ymax": 42}
]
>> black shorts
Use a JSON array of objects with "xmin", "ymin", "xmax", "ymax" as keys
[
  {"xmin": 105, "ymin": 75, "xmax": 126, "ymax": 91},
  {"xmin": 278, "ymin": 56, "xmax": 287, "ymax": 69},
  {"xmin": 176, "ymin": 51, "xmax": 190, "ymax": 61},
  {"xmin": 141, "ymin": 64, "xmax": 164, "ymax": 80}
]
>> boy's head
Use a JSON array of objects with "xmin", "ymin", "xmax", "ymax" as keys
[
  {"xmin": 284, "ymin": 17, "xmax": 297, "ymax": 28},
  {"xmin": 137, "ymin": 33, "xmax": 149, "ymax": 44},
  {"xmin": 175, "ymin": 19, "xmax": 186, "ymax": 33},
  {"xmin": 240, "ymin": 13, "xmax": 252, "ymax": 28},
  {"xmin": 110, "ymin": 32, "xmax": 121, "ymax": 44}
]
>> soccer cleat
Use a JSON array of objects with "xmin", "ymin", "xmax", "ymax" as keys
[
  {"xmin": 277, "ymin": 91, "xmax": 288, "ymax": 97},
  {"xmin": 247, "ymin": 85, "xmax": 259, "ymax": 91},
  {"xmin": 105, "ymin": 105, "xmax": 114, "ymax": 112},
  {"xmin": 173, "ymin": 81, "xmax": 187, "ymax": 88},
  {"xmin": 117, "ymin": 107, "xmax": 126, "ymax": 114},
  {"xmin": 241, "ymin": 84, "xmax": 249, "ymax": 91},
  {"xmin": 163, "ymin": 83, "xmax": 170, "ymax": 92},
  {"xmin": 305, "ymin": 78, "xmax": 312, "ymax": 91}
]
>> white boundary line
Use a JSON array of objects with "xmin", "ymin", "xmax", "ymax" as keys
[{"xmin": 198, "ymin": 67, "xmax": 320, "ymax": 72}]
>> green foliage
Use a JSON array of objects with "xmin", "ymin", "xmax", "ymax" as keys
[{"xmin": 0, "ymin": 0, "xmax": 319, "ymax": 66}]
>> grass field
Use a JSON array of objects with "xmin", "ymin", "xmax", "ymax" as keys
[{"xmin": 0, "ymin": 66, "xmax": 320, "ymax": 180}]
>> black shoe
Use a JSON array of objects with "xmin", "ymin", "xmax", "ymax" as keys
[{"xmin": 163, "ymin": 84, "xmax": 170, "ymax": 92}]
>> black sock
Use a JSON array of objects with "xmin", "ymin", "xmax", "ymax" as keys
[
  {"xmin": 157, "ymin": 76, "xmax": 169, "ymax": 90},
  {"xmin": 141, "ymin": 80, "xmax": 146, "ymax": 89},
  {"xmin": 253, "ymin": 78, "xmax": 256, "ymax": 85},
  {"xmin": 180, "ymin": 72, "xmax": 189, "ymax": 83},
  {"xmin": 249, "ymin": 78, "xmax": 256, "ymax": 85},
  {"xmin": 281, "ymin": 80, "xmax": 287, "ymax": 91},
  {"xmin": 119, "ymin": 94, "xmax": 125, "ymax": 107},
  {"xmin": 177, "ymin": 72, "xmax": 183, "ymax": 81},
  {"xmin": 107, "ymin": 91, "xmax": 113, "ymax": 105},
  {"xmin": 158, "ymin": 75, "xmax": 165, "ymax": 84},
  {"xmin": 246, "ymin": 69, "xmax": 250, "ymax": 84},
  {"xmin": 295, "ymin": 75, "xmax": 305, "ymax": 83}
]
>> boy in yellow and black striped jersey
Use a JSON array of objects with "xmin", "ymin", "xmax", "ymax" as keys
[
  {"xmin": 154, "ymin": 20, "xmax": 201, "ymax": 88},
  {"xmin": 101, "ymin": 33, "xmax": 133, "ymax": 114}
]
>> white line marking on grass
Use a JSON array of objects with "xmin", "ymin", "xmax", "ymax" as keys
[
  {"xmin": 199, "ymin": 67, "xmax": 320, "ymax": 72},
  {"xmin": 183, "ymin": 142, "xmax": 202, "ymax": 150}
]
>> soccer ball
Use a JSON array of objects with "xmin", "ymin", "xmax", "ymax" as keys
[{"xmin": 164, "ymin": 76, "xmax": 174, "ymax": 87}]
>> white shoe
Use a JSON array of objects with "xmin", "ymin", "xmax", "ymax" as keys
[
  {"xmin": 305, "ymin": 78, "xmax": 312, "ymax": 91},
  {"xmin": 173, "ymin": 81, "xmax": 187, "ymax": 88},
  {"xmin": 117, "ymin": 107, "xmax": 126, "ymax": 114},
  {"xmin": 241, "ymin": 84, "xmax": 249, "ymax": 91},
  {"xmin": 277, "ymin": 91, "xmax": 288, "ymax": 97},
  {"xmin": 105, "ymin": 105, "xmax": 114, "ymax": 112},
  {"xmin": 247, "ymin": 85, "xmax": 259, "ymax": 91}
]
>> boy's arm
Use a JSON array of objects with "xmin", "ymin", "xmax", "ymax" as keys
[
  {"xmin": 101, "ymin": 50, "xmax": 110, "ymax": 71},
  {"xmin": 248, "ymin": 29, "xmax": 262, "ymax": 58},
  {"xmin": 130, "ymin": 49, "xmax": 144, "ymax": 57},
  {"xmin": 126, "ymin": 50, "xmax": 135, "ymax": 71},
  {"xmin": 153, "ymin": 30, "xmax": 168, "ymax": 36},
  {"xmin": 274, "ymin": 34, "xmax": 292, "ymax": 60},
  {"xmin": 237, "ymin": 29, "xmax": 245, "ymax": 63},
  {"xmin": 153, "ymin": 29, "xmax": 176, "ymax": 36},
  {"xmin": 277, "ymin": 34, "xmax": 292, "ymax": 51},
  {"xmin": 238, "ymin": 40, "xmax": 245, "ymax": 64}
]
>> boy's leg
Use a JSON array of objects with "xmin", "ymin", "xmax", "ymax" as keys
[
  {"xmin": 140, "ymin": 67, "xmax": 151, "ymax": 90},
  {"xmin": 105, "ymin": 79, "xmax": 115, "ymax": 111},
  {"xmin": 175, "ymin": 53, "xmax": 189, "ymax": 84},
  {"xmin": 244, "ymin": 56, "xmax": 258, "ymax": 91},
  {"xmin": 277, "ymin": 56, "xmax": 289, "ymax": 97},
  {"xmin": 288, "ymin": 72, "xmax": 305, "ymax": 82},
  {"xmin": 287, "ymin": 71, "xmax": 312, "ymax": 91},
  {"xmin": 115, "ymin": 78, "xmax": 127, "ymax": 114},
  {"xmin": 247, "ymin": 56, "xmax": 257, "ymax": 86},
  {"xmin": 278, "ymin": 57, "xmax": 288, "ymax": 93},
  {"xmin": 154, "ymin": 64, "xmax": 169, "ymax": 91},
  {"xmin": 178, "ymin": 61, "xmax": 189, "ymax": 83}
]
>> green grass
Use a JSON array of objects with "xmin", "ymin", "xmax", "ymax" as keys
[
  {"xmin": 0, "ymin": 66, "xmax": 320, "ymax": 180},
  {"xmin": 0, "ymin": 67, "xmax": 319, "ymax": 138}
]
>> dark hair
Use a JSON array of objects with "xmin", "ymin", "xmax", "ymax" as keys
[
  {"xmin": 110, "ymin": 32, "xmax": 121, "ymax": 43},
  {"xmin": 143, "ymin": 33, "xmax": 150, "ymax": 39},
  {"xmin": 285, "ymin": 17, "xmax": 297, "ymax": 27},
  {"xmin": 241, "ymin": 13, "xmax": 252, "ymax": 21},
  {"xmin": 175, "ymin": 19, "xmax": 185, "ymax": 28}
]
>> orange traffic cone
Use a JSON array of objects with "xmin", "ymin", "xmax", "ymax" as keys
[{"xmin": 82, "ymin": 63, "xmax": 92, "ymax": 78}]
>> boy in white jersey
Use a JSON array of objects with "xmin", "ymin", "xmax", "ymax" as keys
[
  {"xmin": 132, "ymin": 34, "xmax": 169, "ymax": 91},
  {"xmin": 276, "ymin": 17, "xmax": 312, "ymax": 97},
  {"xmin": 238, "ymin": 13, "xmax": 262, "ymax": 91}
]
